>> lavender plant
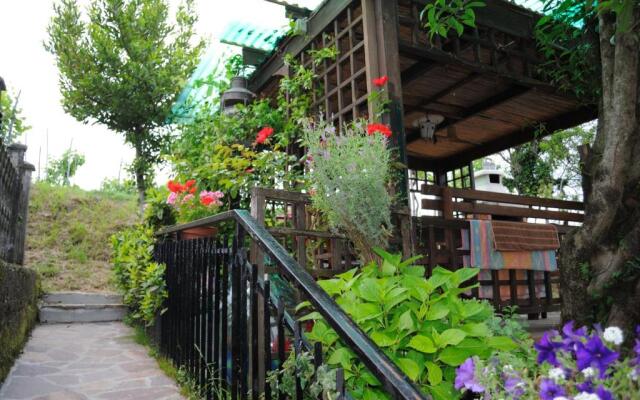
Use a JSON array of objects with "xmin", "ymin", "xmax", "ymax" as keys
[
  {"xmin": 455, "ymin": 323, "xmax": 640, "ymax": 399},
  {"xmin": 302, "ymin": 119, "xmax": 393, "ymax": 263}
]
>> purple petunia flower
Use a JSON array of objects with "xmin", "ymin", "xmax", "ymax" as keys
[
  {"xmin": 561, "ymin": 321, "xmax": 588, "ymax": 352},
  {"xmin": 454, "ymin": 358, "xmax": 484, "ymax": 393},
  {"xmin": 535, "ymin": 331, "xmax": 564, "ymax": 366},
  {"xmin": 596, "ymin": 385, "xmax": 613, "ymax": 400},
  {"xmin": 539, "ymin": 378, "xmax": 566, "ymax": 400},
  {"xmin": 576, "ymin": 379, "xmax": 594, "ymax": 393},
  {"xmin": 576, "ymin": 334, "xmax": 619, "ymax": 378},
  {"xmin": 504, "ymin": 375, "xmax": 525, "ymax": 399}
]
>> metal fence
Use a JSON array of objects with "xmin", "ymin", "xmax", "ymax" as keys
[
  {"xmin": 0, "ymin": 140, "xmax": 33, "ymax": 265},
  {"xmin": 155, "ymin": 210, "xmax": 427, "ymax": 400}
]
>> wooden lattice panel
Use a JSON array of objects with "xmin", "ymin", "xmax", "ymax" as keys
[{"xmin": 298, "ymin": 0, "xmax": 369, "ymax": 126}]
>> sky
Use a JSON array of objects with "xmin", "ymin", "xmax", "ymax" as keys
[{"xmin": 0, "ymin": 0, "xmax": 311, "ymax": 189}]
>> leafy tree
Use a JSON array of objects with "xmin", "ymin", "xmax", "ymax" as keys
[
  {"xmin": 45, "ymin": 149, "xmax": 86, "ymax": 186},
  {"xmin": 45, "ymin": 0, "xmax": 205, "ymax": 207},
  {"xmin": 501, "ymin": 125, "xmax": 595, "ymax": 199},
  {"xmin": 0, "ymin": 91, "xmax": 30, "ymax": 144},
  {"xmin": 534, "ymin": 0, "xmax": 640, "ymax": 337}
]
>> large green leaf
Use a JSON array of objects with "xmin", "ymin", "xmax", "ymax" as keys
[
  {"xmin": 425, "ymin": 361, "xmax": 443, "ymax": 386},
  {"xmin": 437, "ymin": 347, "xmax": 474, "ymax": 366},
  {"xmin": 437, "ymin": 329, "xmax": 467, "ymax": 347},
  {"xmin": 426, "ymin": 300, "xmax": 450, "ymax": 321},
  {"xmin": 357, "ymin": 278, "xmax": 381, "ymax": 303},
  {"xmin": 327, "ymin": 347, "xmax": 355, "ymax": 369},
  {"xmin": 318, "ymin": 278, "xmax": 344, "ymax": 296},
  {"xmin": 396, "ymin": 358, "xmax": 420, "ymax": 381},
  {"xmin": 461, "ymin": 322, "xmax": 490, "ymax": 337},
  {"xmin": 352, "ymin": 302, "xmax": 382, "ymax": 323},
  {"xmin": 370, "ymin": 331, "xmax": 396, "ymax": 347},
  {"xmin": 487, "ymin": 336, "xmax": 518, "ymax": 351},
  {"xmin": 408, "ymin": 335, "xmax": 437, "ymax": 354}
]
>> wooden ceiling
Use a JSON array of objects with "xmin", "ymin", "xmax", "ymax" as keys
[{"xmin": 397, "ymin": 0, "xmax": 597, "ymax": 170}]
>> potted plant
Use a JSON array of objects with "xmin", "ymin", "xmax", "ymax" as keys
[{"xmin": 166, "ymin": 179, "xmax": 224, "ymax": 239}]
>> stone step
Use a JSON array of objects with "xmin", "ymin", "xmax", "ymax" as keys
[
  {"xmin": 39, "ymin": 292, "xmax": 126, "ymax": 324},
  {"xmin": 42, "ymin": 292, "xmax": 123, "ymax": 305}
]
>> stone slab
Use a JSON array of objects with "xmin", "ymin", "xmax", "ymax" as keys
[
  {"xmin": 42, "ymin": 293, "xmax": 123, "ymax": 306},
  {"xmin": 39, "ymin": 305, "xmax": 127, "ymax": 324},
  {"xmin": 0, "ymin": 322, "xmax": 184, "ymax": 400}
]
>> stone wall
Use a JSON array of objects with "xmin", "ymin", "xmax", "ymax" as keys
[{"xmin": 0, "ymin": 260, "xmax": 39, "ymax": 383}]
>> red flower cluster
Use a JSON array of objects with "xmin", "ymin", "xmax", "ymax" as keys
[
  {"xmin": 255, "ymin": 126, "xmax": 274, "ymax": 144},
  {"xmin": 167, "ymin": 179, "xmax": 197, "ymax": 194},
  {"xmin": 367, "ymin": 123, "xmax": 392, "ymax": 138},
  {"xmin": 373, "ymin": 75, "xmax": 388, "ymax": 87}
]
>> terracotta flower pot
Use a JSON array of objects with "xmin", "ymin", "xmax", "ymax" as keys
[{"xmin": 179, "ymin": 226, "xmax": 218, "ymax": 240}]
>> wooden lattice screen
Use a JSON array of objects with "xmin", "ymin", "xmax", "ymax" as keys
[{"xmin": 298, "ymin": 0, "xmax": 368, "ymax": 126}]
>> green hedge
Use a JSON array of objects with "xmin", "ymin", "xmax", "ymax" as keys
[{"xmin": 0, "ymin": 261, "xmax": 39, "ymax": 383}]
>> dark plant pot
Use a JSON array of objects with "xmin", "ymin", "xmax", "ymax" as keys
[{"xmin": 179, "ymin": 226, "xmax": 218, "ymax": 240}]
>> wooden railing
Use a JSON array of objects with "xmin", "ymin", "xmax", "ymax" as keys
[
  {"xmin": 415, "ymin": 184, "xmax": 584, "ymax": 316},
  {"xmin": 250, "ymin": 187, "xmax": 358, "ymax": 278}
]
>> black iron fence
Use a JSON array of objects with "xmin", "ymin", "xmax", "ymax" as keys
[
  {"xmin": 0, "ymin": 140, "xmax": 33, "ymax": 265},
  {"xmin": 155, "ymin": 210, "xmax": 427, "ymax": 400}
]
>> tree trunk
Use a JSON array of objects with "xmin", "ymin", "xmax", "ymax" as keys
[
  {"xmin": 560, "ymin": 9, "xmax": 640, "ymax": 338},
  {"xmin": 133, "ymin": 140, "xmax": 146, "ymax": 214}
]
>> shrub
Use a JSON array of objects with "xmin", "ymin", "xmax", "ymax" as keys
[
  {"xmin": 143, "ymin": 187, "xmax": 177, "ymax": 231},
  {"xmin": 302, "ymin": 120, "xmax": 393, "ymax": 263},
  {"xmin": 298, "ymin": 249, "xmax": 521, "ymax": 400},
  {"xmin": 111, "ymin": 224, "xmax": 167, "ymax": 325}
]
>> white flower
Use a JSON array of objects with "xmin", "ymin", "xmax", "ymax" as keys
[
  {"xmin": 502, "ymin": 364, "xmax": 514, "ymax": 373},
  {"xmin": 548, "ymin": 367, "xmax": 565, "ymax": 383},
  {"xmin": 553, "ymin": 397, "xmax": 570, "ymax": 400},
  {"xmin": 630, "ymin": 368, "xmax": 639, "ymax": 381},
  {"xmin": 603, "ymin": 326, "xmax": 624, "ymax": 345},
  {"xmin": 581, "ymin": 367, "xmax": 596, "ymax": 379},
  {"xmin": 574, "ymin": 393, "xmax": 599, "ymax": 400}
]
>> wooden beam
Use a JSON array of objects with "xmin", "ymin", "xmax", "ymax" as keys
[
  {"xmin": 436, "ymin": 85, "xmax": 531, "ymax": 132},
  {"xmin": 401, "ymin": 61, "xmax": 439, "ymax": 85},
  {"xmin": 437, "ymin": 105, "xmax": 598, "ymax": 170},
  {"xmin": 398, "ymin": 41, "xmax": 555, "ymax": 91},
  {"xmin": 404, "ymin": 73, "xmax": 482, "ymax": 115}
]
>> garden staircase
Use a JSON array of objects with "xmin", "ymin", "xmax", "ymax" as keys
[{"xmin": 39, "ymin": 292, "xmax": 126, "ymax": 323}]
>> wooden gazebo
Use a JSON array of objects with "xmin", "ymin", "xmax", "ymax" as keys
[{"xmin": 247, "ymin": 0, "xmax": 596, "ymax": 316}]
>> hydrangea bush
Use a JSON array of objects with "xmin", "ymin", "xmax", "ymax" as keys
[{"xmin": 455, "ymin": 322, "xmax": 640, "ymax": 399}]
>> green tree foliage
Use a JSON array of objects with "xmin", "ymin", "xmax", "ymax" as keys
[
  {"xmin": 45, "ymin": 149, "xmax": 86, "ymax": 186},
  {"xmin": 0, "ymin": 92, "xmax": 30, "ymax": 144},
  {"xmin": 501, "ymin": 125, "xmax": 595, "ymax": 199},
  {"xmin": 45, "ymin": 0, "xmax": 205, "ymax": 205}
]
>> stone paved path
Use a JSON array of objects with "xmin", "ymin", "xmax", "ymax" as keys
[{"xmin": 0, "ymin": 322, "xmax": 185, "ymax": 400}]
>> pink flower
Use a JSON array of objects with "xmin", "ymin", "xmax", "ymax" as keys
[
  {"xmin": 166, "ymin": 192, "xmax": 178, "ymax": 205},
  {"xmin": 181, "ymin": 194, "xmax": 195, "ymax": 204},
  {"xmin": 199, "ymin": 190, "xmax": 224, "ymax": 207}
]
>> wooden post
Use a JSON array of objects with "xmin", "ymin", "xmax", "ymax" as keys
[
  {"xmin": 362, "ymin": 0, "xmax": 409, "ymax": 202},
  {"xmin": 248, "ymin": 187, "xmax": 266, "ymax": 392},
  {"xmin": 7, "ymin": 143, "xmax": 33, "ymax": 265}
]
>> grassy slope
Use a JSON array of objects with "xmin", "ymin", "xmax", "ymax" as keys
[{"xmin": 25, "ymin": 182, "xmax": 139, "ymax": 293}]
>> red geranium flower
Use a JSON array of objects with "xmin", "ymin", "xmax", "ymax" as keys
[
  {"xmin": 167, "ymin": 180, "xmax": 186, "ymax": 193},
  {"xmin": 367, "ymin": 123, "xmax": 392, "ymax": 138},
  {"xmin": 255, "ymin": 126, "xmax": 274, "ymax": 144},
  {"xmin": 373, "ymin": 75, "xmax": 388, "ymax": 87}
]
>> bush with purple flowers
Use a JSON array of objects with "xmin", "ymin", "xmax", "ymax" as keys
[{"xmin": 455, "ymin": 323, "xmax": 640, "ymax": 399}]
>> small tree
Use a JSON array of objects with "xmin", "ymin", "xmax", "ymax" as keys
[
  {"xmin": 0, "ymin": 91, "xmax": 30, "ymax": 143},
  {"xmin": 45, "ymin": 0, "xmax": 204, "ymax": 207},
  {"xmin": 45, "ymin": 149, "xmax": 86, "ymax": 186}
]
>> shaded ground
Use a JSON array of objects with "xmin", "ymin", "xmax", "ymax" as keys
[
  {"xmin": 25, "ymin": 183, "xmax": 138, "ymax": 292},
  {"xmin": 0, "ymin": 323, "xmax": 184, "ymax": 400}
]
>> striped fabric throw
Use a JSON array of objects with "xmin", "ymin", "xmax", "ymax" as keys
[{"xmin": 490, "ymin": 220, "xmax": 560, "ymax": 251}]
